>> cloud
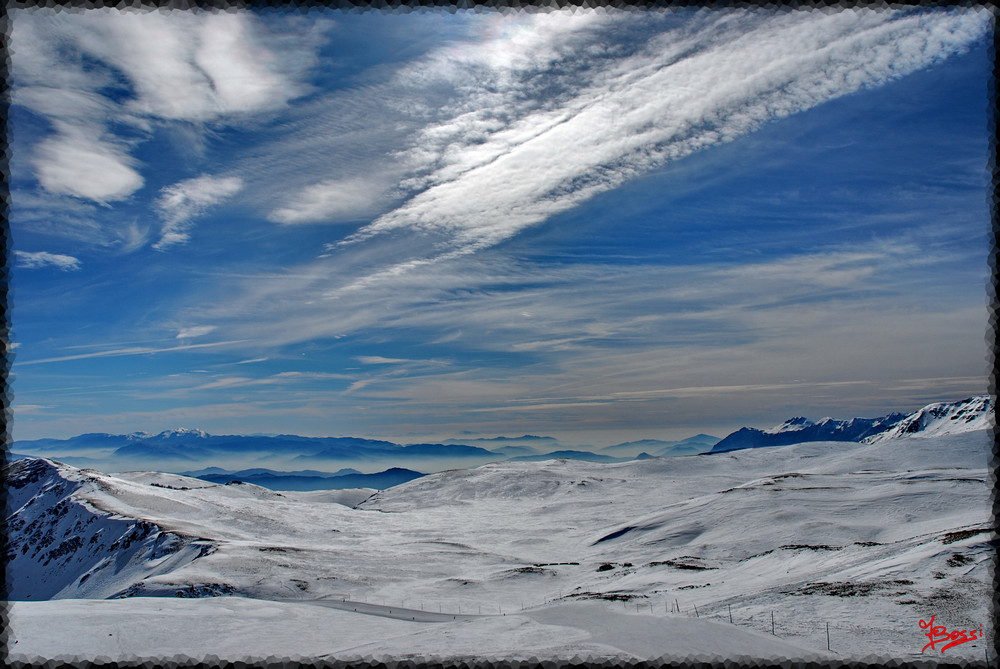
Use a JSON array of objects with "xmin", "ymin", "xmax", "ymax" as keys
[
  {"xmin": 268, "ymin": 177, "xmax": 390, "ymax": 225},
  {"xmin": 31, "ymin": 131, "xmax": 144, "ymax": 203},
  {"xmin": 176, "ymin": 325, "xmax": 217, "ymax": 339},
  {"xmin": 357, "ymin": 356, "xmax": 411, "ymax": 365},
  {"xmin": 19, "ymin": 339, "xmax": 249, "ymax": 366},
  {"xmin": 15, "ymin": 251, "xmax": 82, "ymax": 271},
  {"xmin": 334, "ymin": 9, "xmax": 988, "ymax": 263},
  {"xmin": 12, "ymin": 404, "xmax": 50, "ymax": 416},
  {"xmin": 155, "ymin": 175, "xmax": 244, "ymax": 249},
  {"xmin": 9, "ymin": 10, "xmax": 327, "ymax": 205}
]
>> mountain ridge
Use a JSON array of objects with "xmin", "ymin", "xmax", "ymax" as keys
[{"xmin": 710, "ymin": 395, "xmax": 990, "ymax": 454}]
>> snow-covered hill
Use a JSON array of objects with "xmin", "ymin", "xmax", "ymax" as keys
[
  {"xmin": 6, "ymin": 424, "xmax": 993, "ymax": 662},
  {"xmin": 862, "ymin": 396, "xmax": 993, "ymax": 443}
]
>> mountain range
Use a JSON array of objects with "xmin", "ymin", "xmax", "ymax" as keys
[
  {"xmin": 179, "ymin": 466, "xmax": 425, "ymax": 491},
  {"xmin": 708, "ymin": 395, "xmax": 991, "ymax": 454},
  {"xmin": 11, "ymin": 396, "xmax": 991, "ymax": 490}
]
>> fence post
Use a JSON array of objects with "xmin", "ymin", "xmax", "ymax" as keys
[
  {"xmin": 771, "ymin": 611, "xmax": 775, "ymax": 635},
  {"xmin": 826, "ymin": 622, "xmax": 830, "ymax": 651},
  {"xmin": 694, "ymin": 604, "xmax": 699, "ymax": 618},
  {"xmin": 728, "ymin": 603, "xmax": 733, "ymax": 624}
]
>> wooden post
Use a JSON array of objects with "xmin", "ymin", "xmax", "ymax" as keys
[
  {"xmin": 826, "ymin": 622, "xmax": 830, "ymax": 651},
  {"xmin": 675, "ymin": 598, "xmax": 679, "ymax": 613},
  {"xmin": 728, "ymin": 603, "xmax": 733, "ymax": 624},
  {"xmin": 694, "ymin": 604, "xmax": 699, "ymax": 618},
  {"xmin": 771, "ymin": 611, "xmax": 775, "ymax": 635}
]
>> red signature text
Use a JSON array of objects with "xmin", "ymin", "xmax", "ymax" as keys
[{"xmin": 920, "ymin": 615, "xmax": 983, "ymax": 653}]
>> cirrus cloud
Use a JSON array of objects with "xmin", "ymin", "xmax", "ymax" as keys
[{"xmin": 15, "ymin": 250, "xmax": 82, "ymax": 271}]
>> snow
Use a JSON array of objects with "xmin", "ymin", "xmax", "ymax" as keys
[
  {"xmin": 863, "ymin": 396, "xmax": 993, "ymax": 443},
  {"xmin": 767, "ymin": 416, "xmax": 814, "ymax": 433},
  {"xmin": 7, "ymin": 598, "xmax": 828, "ymax": 661},
  {"xmin": 5, "ymin": 427, "xmax": 993, "ymax": 662}
]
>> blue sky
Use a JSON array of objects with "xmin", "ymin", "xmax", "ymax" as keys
[{"xmin": 8, "ymin": 7, "xmax": 993, "ymax": 446}]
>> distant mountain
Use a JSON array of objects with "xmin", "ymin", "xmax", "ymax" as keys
[
  {"xmin": 441, "ymin": 435, "xmax": 555, "ymax": 455},
  {"xmin": 710, "ymin": 413, "xmax": 906, "ymax": 453},
  {"xmin": 862, "ymin": 396, "xmax": 992, "ymax": 443},
  {"xmin": 12, "ymin": 430, "xmax": 501, "ymax": 472},
  {"xmin": 186, "ymin": 467, "xmax": 424, "ymax": 491},
  {"xmin": 181, "ymin": 466, "xmax": 362, "ymax": 479},
  {"xmin": 652, "ymin": 434, "xmax": 720, "ymax": 456},
  {"xmin": 486, "ymin": 444, "xmax": 542, "ymax": 457},
  {"xmin": 599, "ymin": 434, "xmax": 719, "ymax": 458},
  {"xmin": 293, "ymin": 442, "xmax": 498, "ymax": 462},
  {"xmin": 508, "ymin": 450, "xmax": 624, "ymax": 463},
  {"xmin": 598, "ymin": 439, "xmax": 675, "ymax": 456}
]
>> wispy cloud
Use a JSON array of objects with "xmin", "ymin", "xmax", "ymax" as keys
[
  {"xmin": 357, "ymin": 356, "xmax": 412, "ymax": 365},
  {"xmin": 15, "ymin": 250, "xmax": 82, "ymax": 271},
  {"xmin": 176, "ymin": 325, "xmax": 218, "ymax": 340},
  {"xmin": 333, "ymin": 9, "xmax": 987, "ymax": 263},
  {"xmin": 155, "ymin": 175, "xmax": 244, "ymax": 249},
  {"xmin": 268, "ymin": 177, "xmax": 391, "ymax": 225},
  {"xmin": 19, "ymin": 339, "xmax": 248, "ymax": 366},
  {"xmin": 207, "ymin": 8, "xmax": 990, "ymax": 338},
  {"xmin": 10, "ymin": 9, "xmax": 327, "ymax": 205}
]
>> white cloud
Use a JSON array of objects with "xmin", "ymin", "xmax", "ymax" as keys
[
  {"xmin": 15, "ymin": 250, "xmax": 82, "ymax": 271},
  {"xmin": 155, "ymin": 175, "xmax": 244, "ymax": 249},
  {"xmin": 9, "ymin": 9, "xmax": 327, "ymax": 205},
  {"xmin": 337, "ymin": 8, "xmax": 989, "ymax": 262},
  {"xmin": 19, "ymin": 339, "xmax": 248, "ymax": 366},
  {"xmin": 31, "ymin": 129, "xmax": 144, "ymax": 203},
  {"xmin": 75, "ymin": 11, "xmax": 320, "ymax": 121},
  {"xmin": 269, "ymin": 178, "xmax": 389, "ymax": 225},
  {"xmin": 176, "ymin": 325, "xmax": 217, "ymax": 340},
  {"xmin": 357, "ymin": 356, "xmax": 411, "ymax": 365}
]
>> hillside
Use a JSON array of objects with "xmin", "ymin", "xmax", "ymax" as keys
[{"xmin": 6, "ymin": 424, "xmax": 993, "ymax": 661}]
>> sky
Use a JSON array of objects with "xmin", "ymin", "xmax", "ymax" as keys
[{"xmin": 6, "ymin": 6, "xmax": 994, "ymax": 447}]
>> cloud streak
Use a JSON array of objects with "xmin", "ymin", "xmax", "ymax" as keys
[
  {"xmin": 335, "ymin": 9, "xmax": 988, "ymax": 261},
  {"xmin": 15, "ymin": 251, "xmax": 82, "ymax": 271},
  {"xmin": 155, "ymin": 175, "xmax": 244, "ymax": 249},
  {"xmin": 19, "ymin": 339, "xmax": 249, "ymax": 366}
]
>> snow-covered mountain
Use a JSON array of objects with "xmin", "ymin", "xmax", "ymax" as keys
[
  {"xmin": 710, "ymin": 412, "xmax": 905, "ymax": 453},
  {"xmin": 862, "ymin": 396, "xmax": 993, "ymax": 443},
  {"xmin": 708, "ymin": 396, "xmax": 993, "ymax": 454},
  {"xmin": 6, "ymin": 419, "xmax": 993, "ymax": 661}
]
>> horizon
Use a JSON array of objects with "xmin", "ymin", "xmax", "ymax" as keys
[
  {"xmin": 8, "ymin": 8, "xmax": 992, "ymax": 446},
  {"xmin": 10, "ymin": 394, "xmax": 988, "ymax": 477},
  {"xmin": 13, "ymin": 392, "xmax": 987, "ymax": 448}
]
